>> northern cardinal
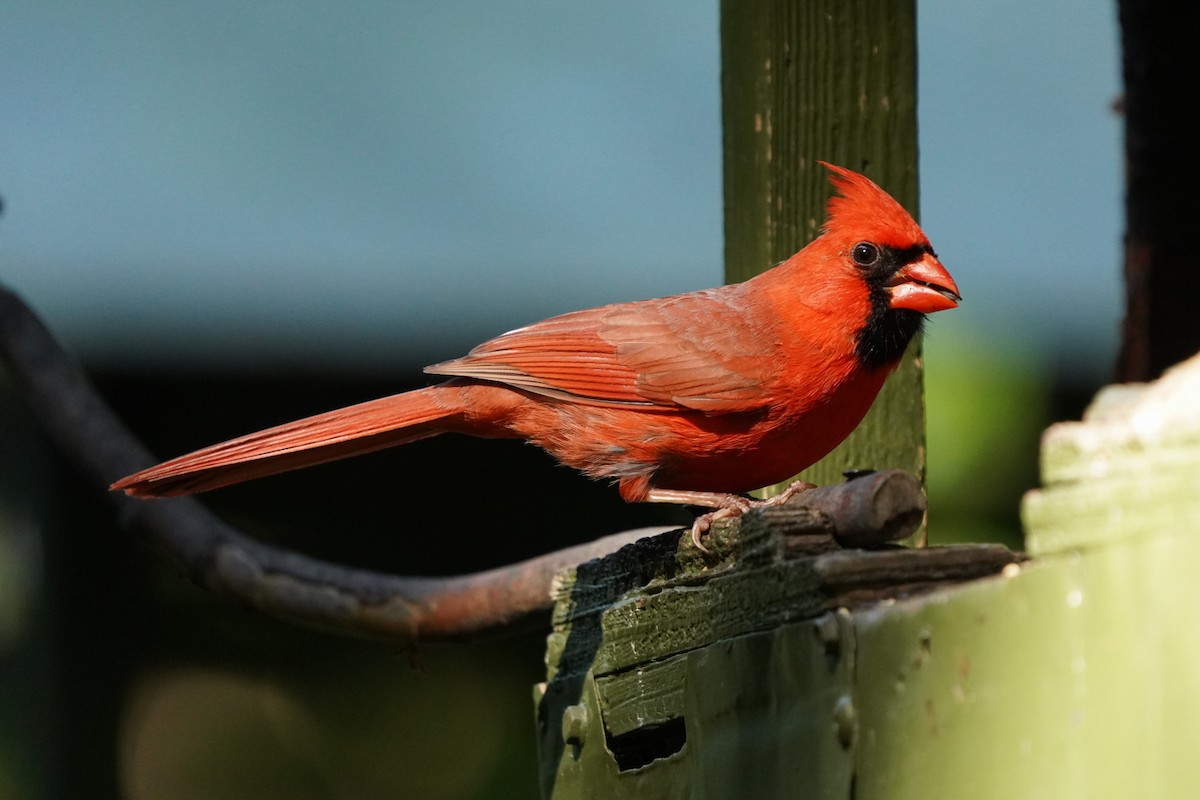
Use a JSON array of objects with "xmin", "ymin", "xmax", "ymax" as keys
[{"xmin": 112, "ymin": 163, "xmax": 959, "ymax": 544}]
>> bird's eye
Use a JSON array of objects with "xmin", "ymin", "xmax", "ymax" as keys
[{"xmin": 851, "ymin": 242, "xmax": 881, "ymax": 267}]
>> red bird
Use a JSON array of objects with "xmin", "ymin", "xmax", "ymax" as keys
[{"xmin": 112, "ymin": 163, "xmax": 959, "ymax": 544}]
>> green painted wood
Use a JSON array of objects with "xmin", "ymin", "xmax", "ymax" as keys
[
  {"xmin": 854, "ymin": 529, "xmax": 1200, "ymax": 799},
  {"xmin": 538, "ymin": 610, "xmax": 859, "ymax": 798},
  {"xmin": 1024, "ymin": 353, "xmax": 1200, "ymax": 555},
  {"xmin": 721, "ymin": 0, "xmax": 926, "ymax": 494},
  {"xmin": 594, "ymin": 655, "xmax": 688, "ymax": 738},
  {"xmin": 535, "ymin": 506, "xmax": 1018, "ymax": 798},
  {"xmin": 547, "ymin": 557, "xmax": 826, "ymax": 679}
]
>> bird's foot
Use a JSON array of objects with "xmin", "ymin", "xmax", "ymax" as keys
[
  {"xmin": 688, "ymin": 503, "xmax": 748, "ymax": 553},
  {"xmin": 648, "ymin": 481, "xmax": 817, "ymax": 554},
  {"xmin": 761, "ymin": 480, "xmax": 816, "ymax": 509}
]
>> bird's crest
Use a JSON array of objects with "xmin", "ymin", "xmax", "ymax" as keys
[{"xmin": 820, "ymin": 162, "xmax": 928, "ymax": 248}]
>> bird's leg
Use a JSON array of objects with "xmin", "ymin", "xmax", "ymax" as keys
[
  {"xmin": 644, "ymin": 481, "xmax": 817, "ymax": 552},
  {"xmin": 760, "ymin": 480, "xmax": 817, "ymax": 508}
]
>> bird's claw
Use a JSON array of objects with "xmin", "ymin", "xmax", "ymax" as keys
[
  {"xmin": 689, "ymin": 507, "xmax": 737, "ymax": 553},
  {"xmin": 688, "ymin": 481, "xmax": 816, "ymax": 554}
]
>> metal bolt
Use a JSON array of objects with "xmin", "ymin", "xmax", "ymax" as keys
[
  {"xmin": 562, "ymin": 703, "xmax": 589, "ymax": 747},
  {"xmin": 816, "ymin": 613, "xmax": 840, "ymax": 646},
  {"xmin": 815, "ymin": 612, "xmax": 842, "ymax": 669},
  {"xmin": 833, "ymin": 696, "xmax": 857, "ymax": 749}
]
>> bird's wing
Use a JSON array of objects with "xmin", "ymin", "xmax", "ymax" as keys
[{"xmin": 425, "ymin": 288, "xmax": 776, "ymax": 413}]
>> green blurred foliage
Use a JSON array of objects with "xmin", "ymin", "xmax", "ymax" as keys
[
  {"xmin": 119, "ymin": 648, "xmax": 540, "ymax": 799},
  {"xmin": 924, "ymin": 319, "xmax": 1054, "ymax": 549}
]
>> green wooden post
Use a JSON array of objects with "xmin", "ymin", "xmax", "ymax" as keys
[{"xmin": 722, "ymin": 0, "xmax": 926, "ymax": 492}]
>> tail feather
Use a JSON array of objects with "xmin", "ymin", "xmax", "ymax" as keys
[{"xmin": 112, "ymin": 386, "xmax": 458, "ymax": 497}]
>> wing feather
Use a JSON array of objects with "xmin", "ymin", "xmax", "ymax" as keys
[{"xmin": 425, "ymin": 288, "xmax": 777, "ymax": 412}]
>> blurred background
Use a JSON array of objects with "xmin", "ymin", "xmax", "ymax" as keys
[{"xmin": 0, "ymin": 0, "xmax": 1119, "ymax": 797}]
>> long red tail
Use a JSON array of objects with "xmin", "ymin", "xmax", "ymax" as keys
[{"xmin": 111, "ymin": 385, "xmax": 459, "ymax": 497}]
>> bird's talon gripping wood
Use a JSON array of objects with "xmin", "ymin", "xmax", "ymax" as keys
[
  {"xmin": 689, "ymin": 507, "xmax": 738, "ymax": 553},
  {"xmin": 686, "ymin": 481, "xmax": 816, "ymax": 553},
  {"xmin": 111, "ymin": 164, "xmax": 959, "ymax": 539}
]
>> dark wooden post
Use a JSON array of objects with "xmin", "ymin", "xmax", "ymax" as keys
[{"xmin": 1115, "ymin": 0, "xmax": 1200, "ymax": 381}]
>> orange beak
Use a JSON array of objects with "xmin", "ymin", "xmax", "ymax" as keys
[{"xmin": 886, "ymin": 253, "xmax": 961, "ymax": 313}]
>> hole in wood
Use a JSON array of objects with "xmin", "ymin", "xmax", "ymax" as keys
[{"xmin": 606, "ymin": 717, "xmax": 687, "ymax": 771}]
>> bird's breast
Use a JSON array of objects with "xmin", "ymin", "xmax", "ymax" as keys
[{"xmin": 496, "ymin": 359, "xmax": 892, "ymax": 497}]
